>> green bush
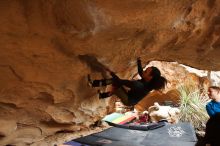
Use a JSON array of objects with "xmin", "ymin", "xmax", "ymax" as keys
[{"xmin": 178, "ymin": 83, "xmax": 209, "ymax": 131}]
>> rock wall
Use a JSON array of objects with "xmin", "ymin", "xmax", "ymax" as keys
[{"xmin": 0, "ymin": 0, "xmax": 220, "ymax": 145}]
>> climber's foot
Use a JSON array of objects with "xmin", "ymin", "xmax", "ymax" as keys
[{"xmin": 98, "ymin": 90, "xmax": 111, "ymax": 99}]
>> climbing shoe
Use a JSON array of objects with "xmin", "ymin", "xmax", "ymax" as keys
[{"xmin": 98, "ymin": 90, "xmax": 111, "ymax": 99}]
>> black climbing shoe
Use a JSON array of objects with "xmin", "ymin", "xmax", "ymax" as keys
[{"xmin": 98, "ymin": 90, "xmax": 111, "ymax": 99}]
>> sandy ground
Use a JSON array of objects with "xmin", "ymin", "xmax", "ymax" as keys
[{"xmin": 31, "ymin": 124, "xmax": 111, "ymax": 146}]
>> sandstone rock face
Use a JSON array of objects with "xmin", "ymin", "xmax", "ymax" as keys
[{"xmin": 0, "ymin": 0, "xmax": 220, "ymax": 145}]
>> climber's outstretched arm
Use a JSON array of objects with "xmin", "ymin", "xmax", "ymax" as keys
[{"xmin": 137, "ymin": 57, "xmax": 143, "ymax": 78}]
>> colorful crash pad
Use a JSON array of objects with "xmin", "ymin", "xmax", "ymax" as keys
[{"xmin": 102, "ymin": 112, "xmax": 136, "ymax": 124}]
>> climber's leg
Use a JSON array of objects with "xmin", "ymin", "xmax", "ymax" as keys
[
  {"xmin": 98, "ymin": 90, "xmax": 113, "ymax": 99},
  {"xmin": 113, "ymin": 87, "xmax": 130, "ymax": 106},
  {"xmin": 88, "ymin": 74, "xmax": 113, "ymax": 87}
]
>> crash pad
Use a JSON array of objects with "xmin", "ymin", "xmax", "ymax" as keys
[
  {"xmin": 102, "ymin": 112, "xmax": 136, "ymax": 124},
  {"xmin": 71, "ymin": 122, "xmax": 197, "ymax": 146}
]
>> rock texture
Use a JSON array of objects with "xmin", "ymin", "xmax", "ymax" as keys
[{"xmin": 0, "ymin": 0, "xmax": 220, "ymax": 145}]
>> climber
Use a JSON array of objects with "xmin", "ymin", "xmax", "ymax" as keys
[
  {"xmin": 204, "ymin": 86, "xmax": 220, "ymax": 146},
  {"xmin": 88, "ymin": 57, "xmax": 167, "ymax": 106},
  {"xmin": 206, "ymin": 86, "xmax": 220, "ymax": 117}
]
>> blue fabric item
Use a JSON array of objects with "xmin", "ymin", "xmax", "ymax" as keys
[
  {"xmin": 206, "ymin": 100, "xmax": 220, "ymax": 117},
  {"xmin": 63, "ymin": 141, "xmax": 89, "ymax": 146},
  {"xmin": 105, "ymin": 121, "xmax": 165, "ymax": 131}
]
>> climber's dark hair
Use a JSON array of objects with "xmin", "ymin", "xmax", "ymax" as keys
[
  {"xmin": 149, "ymin": 66, "xmax": 167, "ymax": 90},
  {"xmin": 150, "ymin": 67, "xmax": 161, "ymax": 78}
]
